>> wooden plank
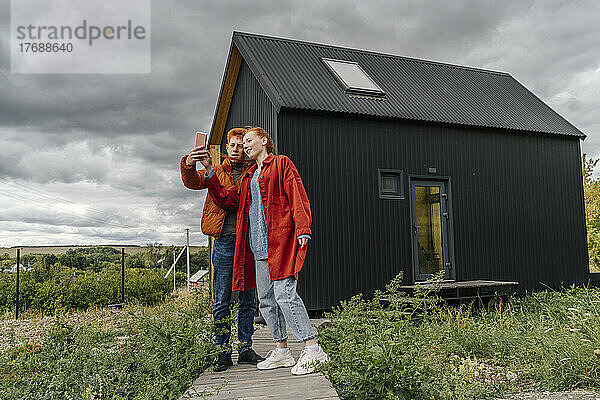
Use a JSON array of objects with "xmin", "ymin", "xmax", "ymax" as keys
[
  {"xmin": 184, "ymin": 365, "xmax": 338, "ymax": 398},
  {"xmin": 180, "ymin": 319, "xmax": 339, "ymax": 400},
  {"xmin": 209, "ymin": 145, "xmax": 222, "ymax": 166},
  {"xmin": 401, "ymin": 279, "xmax": 519, "ymax": 290},
  {"xmin": 191, "ymin": 375, "xmax": 333, "ymax": 394},
  {"xmin": 211, "ymin": 46, "xmax": 243, "ymax": 147}
]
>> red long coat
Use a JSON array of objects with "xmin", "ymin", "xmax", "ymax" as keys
[{"xmin": 206, "ymin": 154, "xmax": 312, "ymax": 291}]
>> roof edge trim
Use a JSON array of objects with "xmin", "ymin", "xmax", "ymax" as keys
[
  {"xmin": 232, "ymin": 30, "xmax": 511, "ymax": 77},
  {"xmin": 208, "ymin": 37, "xmax": 243, "ymax": 146},
  {"xmin": 233, "ymin": 34, "xmax": 284, "ymax": 112}
]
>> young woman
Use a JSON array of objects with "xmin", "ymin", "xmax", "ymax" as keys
[{"xmin": 198, "ymin": 127, "xmax": 328, "ymax": 375}]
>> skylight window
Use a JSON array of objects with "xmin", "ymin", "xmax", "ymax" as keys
[{"xmin": 322, "ymin": 58, "xmax": 385, "ymax": 97}]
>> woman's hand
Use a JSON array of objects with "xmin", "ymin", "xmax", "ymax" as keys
[{"xmin": 298, "ymin": 237, "xmax": 309, "ymax": 248}]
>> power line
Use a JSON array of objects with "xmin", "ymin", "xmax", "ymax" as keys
[
  {"xmin": 0, "ymin": 177, "xmax": 140, "ymax": 225},
  {"xmin": 0, "ymin": 189, "xmax": 133, "ymax": 229},
  {"xmin": 0, "ymin": 189, "xmax": 205, "ymax": 236},
  {"xmin": 160, "ymin": 229, "xmax": 203, "ymax": 234},
  {"xmin": 0, "ymin": 177, "xmax": 140, "ymax": 226},
  {"xmin": 0, "ymin": 179, "xmax": 207, "ymax": 237},
  {"xmin": 0, "ymin": 190, "xmax": 132, "ymax": 230}
]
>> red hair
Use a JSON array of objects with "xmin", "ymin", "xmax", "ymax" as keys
[
  {"xmin": 227, "ymin": 127, "xmax": 247, "ymax": 142},
  {"xmin": 246, "ymin": 127, "xmax": 274, "ymax": 153}
]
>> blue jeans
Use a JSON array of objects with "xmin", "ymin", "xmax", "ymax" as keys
[
  {"xmin": 212, "ymin": 235, "xmax": 256, "ymax": 354},
  {"xmin": 254, "ymin": 259, "xmax": 315, "ymax": 342}
]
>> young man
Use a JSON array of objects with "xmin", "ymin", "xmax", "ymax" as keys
[
  {"xmin": 198, "ymin": 127, "xmax": 329, "ymax": 375},
  {"xmin": 180, "ymin": 127, "xmax": 264, "ymax": 372}
]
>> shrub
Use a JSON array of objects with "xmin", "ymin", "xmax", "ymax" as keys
[
  {"xmin": 317, "ymin": 274, "xmax": 600, "ymax": 400},
  {"xmin": 0, "ymin": 263, "xmax": 181, "ymax": 315},
  {"xmin": 0, "ymin": 290, "xmax": 215, "ymax": 400},
  {"xmin": 0, "ymin": 245, "xmax": 205, "ymax": 315}
]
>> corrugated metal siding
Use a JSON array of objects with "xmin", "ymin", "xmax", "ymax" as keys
[
  {"xmin": 218, "ymin": 37, "xmax": 589, "ymax": 310},
  {"xmin": 278, "ymin": 110, "xmax": 588, "ymax": 310},
  {"xmin": 234, "ymin": 32, "xmax": 584, "ymax": 138},
  {"xmin": 221, "ymin": 60, "xmax": 278, "ymax": 151}
]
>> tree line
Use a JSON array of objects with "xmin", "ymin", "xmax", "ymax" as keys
[{"xmin": 0, "ymin": 245, "xmax": 210, "ymax": 315}]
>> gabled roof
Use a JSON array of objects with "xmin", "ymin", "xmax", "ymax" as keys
[{"xmin": 209, "ymin": 31, "xmax": 585, "ymax": 141}]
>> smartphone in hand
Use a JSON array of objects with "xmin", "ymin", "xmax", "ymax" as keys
[{"xmin": 195, "ymin": 131, "xmax": 207, "ymax": 149}]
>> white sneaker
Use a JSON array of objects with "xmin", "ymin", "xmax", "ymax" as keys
[
  {"xmin": 291, "ymin": 347, "xmax": 329, "ymax": 375},
  {"xmin": 257, "ymin": 349, "xmax": 295, "ymax": 370}
]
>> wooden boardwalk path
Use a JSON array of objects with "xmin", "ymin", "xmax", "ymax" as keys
[{"xmin": 180, "ymin": 319, "xmax": 340, "ymax": 400}]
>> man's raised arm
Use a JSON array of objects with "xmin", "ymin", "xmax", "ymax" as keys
[{"xmin": 180, "ymin": 146, "xmax": 210, "ymax": 190}]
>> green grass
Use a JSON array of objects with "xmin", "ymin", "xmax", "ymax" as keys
[
  {"xmin": 317, "ymin": 274, "xmax": 600, "ymax": 400},
  {"xmin": 0, "ymin": 289, "xmax": 216, "ymax": 400},
  {"xmin": 3, "ymin": 271, "xmax": 600, "ymax": 400}
]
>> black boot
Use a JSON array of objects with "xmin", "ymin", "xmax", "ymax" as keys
[
  {"xmin": 238, "ymin": 348, "xmax": 266, "ymax": 365},
  {"xmin": 214, "ymin": 352, "xmax": 233, "ymax": 372}
]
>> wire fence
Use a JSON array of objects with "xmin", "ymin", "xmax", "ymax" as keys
[{"xmin": 2, "ymin": 243, "xmax": 210, "ymax": 319}]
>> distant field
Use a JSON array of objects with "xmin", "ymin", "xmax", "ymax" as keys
[{"xmin": 0, "ymin": 245, "xmax": 208, "ymax": 257}]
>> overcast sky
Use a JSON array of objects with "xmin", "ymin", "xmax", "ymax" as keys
[{"xmin": 0, "ymin": 0, "xmax": 599, "ymax": 247}]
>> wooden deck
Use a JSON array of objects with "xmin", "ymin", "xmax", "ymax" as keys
[
  {"xmin": 400, "ymin": 279, "xmax": 519, "ymax": 300},
  {"xmin": 179, "ymin": 319, "xmax": 340, "ymax": 400}
]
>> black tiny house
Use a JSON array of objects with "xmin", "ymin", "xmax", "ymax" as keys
[{"xmin": 206, "ymin": 32, "xmax": 590, "ymax": 310}]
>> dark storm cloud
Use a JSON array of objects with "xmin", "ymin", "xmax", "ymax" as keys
[
  {"xmin": 3, "ymin": 0, "xmax": 597, "ymax": 140},
  {"xmin": 0, "ymin": 0, "xmax": 599, "ymax": 246}
]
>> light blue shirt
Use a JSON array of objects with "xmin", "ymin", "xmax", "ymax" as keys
[
  {"xmin": 248, "ymin": 168, "xmax": 269, "ymax": 260},
  {"xmin": 205, "ymin": 166, "xmax": 310, "ymax": 258}
]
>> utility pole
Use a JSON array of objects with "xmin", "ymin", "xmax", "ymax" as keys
[
  {"xmin": 16, "ymin": 248, "xmax": 20, "ymax": 320},
  {"xmin": 121, "ymin": 248, "xmax": 125, "ymax": 304},
  {"xmin": 186, "ymin": 228, "xmax": 190, "ymax": 291},
  {"xmin": 173, "ymin": 249, "xmax": 176, "ymax": 293}
]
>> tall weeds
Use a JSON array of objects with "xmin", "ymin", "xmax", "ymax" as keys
[
  {"xmin": 318, "ymin": 274, "xmax": 600, "ymax": 400},
  {"xmin": 0, "ymin": 289, "xmax": 215, "ymax": 400}
]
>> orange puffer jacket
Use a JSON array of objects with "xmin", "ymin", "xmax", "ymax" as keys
[{"xmin": 180, "ymin": 155, "xmax": 251, "ymax": 238}]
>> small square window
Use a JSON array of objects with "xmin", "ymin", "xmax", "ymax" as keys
[{"xmin": 378, "ymin": 169, "xmax": 404, "ymax": 199}]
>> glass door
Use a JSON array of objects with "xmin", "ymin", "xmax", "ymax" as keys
[{"xmin": 411, "ymin": 180, "xmax": 453, "ymax": 281}]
